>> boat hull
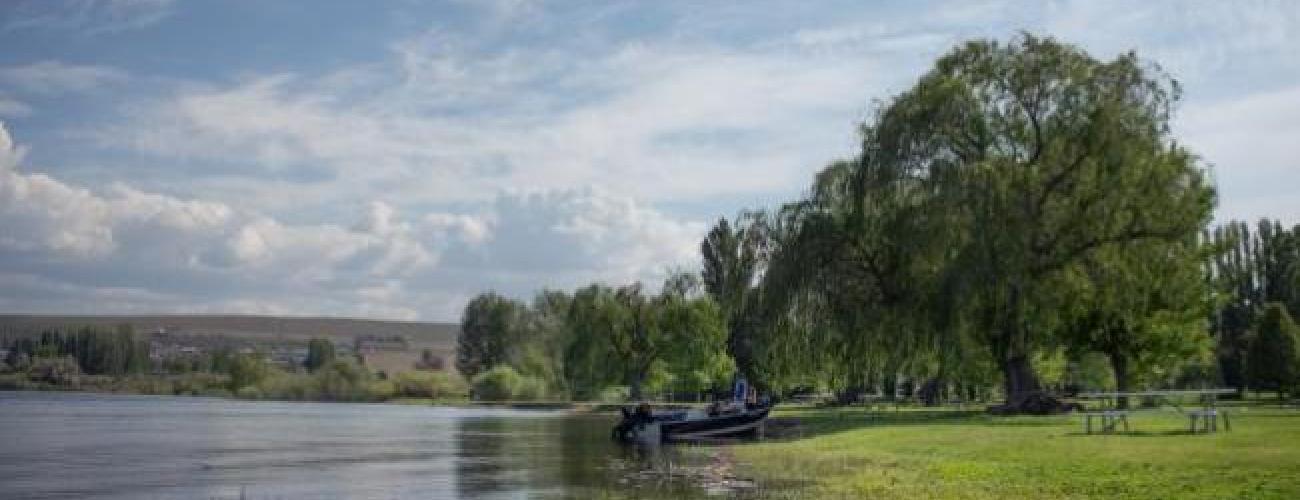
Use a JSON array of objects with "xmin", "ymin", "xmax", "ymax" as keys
[
  {"xmin": 614, "ymin": 406, "xmax": 771, "ymax": 444},
  {"xmin": 661, "ymin": 407, "xmax": 769, "ymax": 441}
]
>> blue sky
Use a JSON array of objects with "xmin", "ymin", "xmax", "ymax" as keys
[{"xmin": 1, "ymin": 0, "xmax": 1297, "ymax": 321}]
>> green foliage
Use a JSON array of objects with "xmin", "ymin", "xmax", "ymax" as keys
[
  {"xmin": 457, "ymin": 273, "xmax": 732, "ymax": 402},
  {"xmin": 702, "ymin": 217, "xmax": 766, "ymax": 383},
  {"xmin": 1058, "ymin": 238, "xmax": 1213, "ymax": 396},
  {"xmin": 27, "ymin": 356, "xmax": 82, "ymax": 386},
  {"xmin": 718, "ymin": 33, "xmax": 1215, "ymax": 406},
  {"xmin": 1208, "ymin": 220, "xmax": 1300, "ymax": 391},
  {"xmin": 393, "ymin": 370, "xmax": 468, "ymax": 399},
  {"xmin": 7, "ymin": 326, "xmax": 149, "ymax": 376},
  {"xmin": 1246, "ymin": 303, "xmax": 1300, "ymax": 395},
  {"xmin": 466, "ymin": 365, "xmax": 551, "ymax": 401},
  {"xmin": 225, "ymin": 353, "xmax": 271, "ymax": 392},
  {"xmin": 312, "ymin": 359, "xmax": 372, "ymax": 401},
  {"xmin": 170, "ymin": 372, "xmax": 230, "ymax": 396},
  {"xmin": 472, "ymin": 365, "xmax": 528, "ymax": 401},
  {"xmin": 596, "ymin": 385, "xmax": 630, "ymax": 403},
  {"xmin": 303, "ymin": 338, "xmax": 335, "ymax": 372},
  {"xmin": 654, "ymin": 291, "xmax": 733, "ymax": 394},
  {"xmin": 457, "ymin": 293, "xmax": 529, "ymax": 379}
]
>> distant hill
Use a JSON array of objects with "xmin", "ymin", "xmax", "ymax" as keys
[{"xmin": 0, "ymin": 314, "xmax": 458, "ymax": 344}]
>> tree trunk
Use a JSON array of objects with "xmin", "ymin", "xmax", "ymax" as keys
[
  {"xmin": 628, "ymin": 370, "xmax": 645, "ymax": 402},
  {"xmin": 1001, "ymin": 354, "xmax": 1041, "ymax": 399},
  {"xmin": 1108, "ymin": 351, "xmax": 1130, "ymax": 409},
  {"xmin": 881, "ymin": 372, "xmax": 897, "ymax": 401}
]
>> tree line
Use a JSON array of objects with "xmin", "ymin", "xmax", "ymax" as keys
[
  {"xmin": 1208, "ymin": 220, "xmax": 1300, "ymax": 396},
  {"xmin": 5, "ymin": 326, "xmax": 150, "ymax": 376},
  {"xmin": 2, "ymin": 326, "xmax": 468, "ymax": 403},
  {"xmin": 456, "ymin": 277, "xmax": 733, "ymax": 401}
]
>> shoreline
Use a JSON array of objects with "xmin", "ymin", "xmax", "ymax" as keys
[{"xmin": 0, "ymin": 385, "xmax": 631, "ymax": 412}]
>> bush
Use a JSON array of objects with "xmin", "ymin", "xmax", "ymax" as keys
[
  {"xmin": 255, "ymin": 372, "xmax": 319, "ymax": 401},
  {"xmin": 28, "ymin": 356, "xmax": 81, "ymax": 386},
  {"xmin": 394, "ymin": 370, "xmax": 469, "ymax": 399},
  {"xmin": 472, "ymin": 366, "xmax": 523, "ymax": 401},
  {"xmin": 172, "ymin": 372, "xmax": 230, "ymax": 396},
  {"xmin": 226, "ymin": 354, "xmax": 271, "ymax": 392},
  {"xmin": 515, "ymin": 376, "xmax": 547, "ymax": 401},
  {"xmin": 235, "ymin": 385, "xmax": 265, "ymax": 399},
  {"xmin": 368, "ymin": 379, "xmax": 398, "ymax": 400},
  {"xmin": 470, "ymin": 365, "xmax": 549, "ymax": 401},
  {"xmin": 597, "ymin": 385, "xmax": 630, "ymax": 403},
  {"xmin": 313, "ymin": 360, "xmax": 373, "ymax": 401}
]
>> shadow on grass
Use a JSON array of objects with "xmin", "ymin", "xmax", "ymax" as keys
[
  {"xmin": 763, "ymin": 408, "xmax": 997, "ymax": 441},
  {"xmin": 1063, "ymin": 429, "xmax": 1222, "ymax": 438}
]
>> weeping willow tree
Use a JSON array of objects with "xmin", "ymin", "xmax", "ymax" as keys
[
  {"xmin": 744, "ymin": 150, "xmax": 966, "ymax": 396},
  {"xmin": 878, "ymin": 35, "xmax": 1213, "ymax": 408},
  {"xmin": 701, "ymin": 214, "xmax": 766, "ymax": 386},
  {"xmin": 720, "ymin": 34, "xmax": 1215, "ymax": 411}
]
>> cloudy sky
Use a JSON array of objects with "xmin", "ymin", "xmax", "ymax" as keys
[{"xmin": 0, "ymin": 0, "xmax": 1296, "ymax": 321}]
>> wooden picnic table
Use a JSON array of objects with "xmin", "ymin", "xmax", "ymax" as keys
[{"xmin": 1075, "ymin": 389, "xmax": 1236, "ymax": 434}]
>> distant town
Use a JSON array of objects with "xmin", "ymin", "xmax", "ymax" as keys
[{"xmin": 0, "ymin": 314, "xmax": 458, "ymax": 378}]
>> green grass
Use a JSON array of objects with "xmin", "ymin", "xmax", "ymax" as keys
[{"xmin": 732, "ymin": 404, "xmax": 1300, "ymax": 499}]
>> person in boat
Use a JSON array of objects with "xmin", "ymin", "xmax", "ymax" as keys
[{"xmin": 613, "ymin": 403, "xmax": 656, "ymax": 441}]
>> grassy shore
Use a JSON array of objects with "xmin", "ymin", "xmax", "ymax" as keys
[{"xmin": 733, "ymin": 403, "xmax": 1300, "ymax": 499}]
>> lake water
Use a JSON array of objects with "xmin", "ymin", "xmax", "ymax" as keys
[{"xmin": 0, "ymin": 391, "xmax": 753, "ymax": 499}]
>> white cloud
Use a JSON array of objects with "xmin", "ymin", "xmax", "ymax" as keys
[
  {"xmin": 0, "ymin": 122, "xmax": 704, "ymax": 320},
  {"xmin": 1177, "ymin": 85, "xmax": 1300, "ymax": 225},
  {"xmin": 439, "ymin": 187, "xmax": 705, "ymax": 290},
  {"xmin": 2, "ymin": 0, "xmax": 176, "ymax": 35},
  {"xmin": 0, "ymin": 60, "xmax": 128, "ymax": 95},
  {"xmin": 100, "ymin": 30, "xmax": 874, "ymax": 216}
]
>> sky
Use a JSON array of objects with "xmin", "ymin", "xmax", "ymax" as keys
[{"xmin": 0, "ymin": 0, "xmax": 1297, "ymax": 321}]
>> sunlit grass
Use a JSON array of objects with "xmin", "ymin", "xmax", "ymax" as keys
[{"xmin": 731, "ymin": 404, "xmax": 1300, "ymax": 499}]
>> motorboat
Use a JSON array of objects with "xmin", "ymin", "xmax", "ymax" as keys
[{"xmin": 612, "ymin": 401, "xmax": 771, "ymax": 444}]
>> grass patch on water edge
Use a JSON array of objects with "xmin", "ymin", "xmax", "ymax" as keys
[{"xmin": 727, "ymin": 404, "xmax": 1300, "ymax": 499}]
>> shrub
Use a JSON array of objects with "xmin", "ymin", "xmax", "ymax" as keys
[
  {"xmin": 226, "ymin": 354, "xmax": 271, "ymax": 392},
  {"xmin": 28, "ymin": 356, "xmax": 81, "ymax": 386},
  {"xmin": 255, "ymin": 372, "xmax": 319, "ymax": 401},
  {"xmin": 368, "ymin": 379, "xmax": 398, "ymax": 400},
  {"xmin": 313, "ymin": 360, "xmax": 372, "ymax": 401},
  {"xmin": 597, "ymin": 385, "xmax": 630, "ymax": 403},
  {"xmin": 173, "ymin": 372, "xmax": 230, "ymax": 396},
  {"xmin": 514, "ymin": 376, "xmax": 547, "ymax": 401},
  {"xmin": 235, "ymin": 385, "xmax": 265, "ymax": 400},
  {"xmin": 472, "ymin": 365, "xmax": 522, "ymax": 401},
  {"xmin": 394, "ymin": 370, "xmax": 468, "ymax": 399}
]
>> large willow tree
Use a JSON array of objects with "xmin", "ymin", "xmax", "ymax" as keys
[
  {"xmin": 881, "ymin": 35, "xmax": 1214, "ymax": 405},
  {"xmin": 740, "ymin": 34, "xmax": 1215, "ymax": 409}
]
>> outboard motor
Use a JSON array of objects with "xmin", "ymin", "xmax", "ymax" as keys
[{"xmin": 612, "ymin": 404, "xmax": 659, "ymax": 444}]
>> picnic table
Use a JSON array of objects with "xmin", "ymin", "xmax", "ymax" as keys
[{"xmin": 1075, "ymin": 389, "xmax": 1236, "ymax": 434}]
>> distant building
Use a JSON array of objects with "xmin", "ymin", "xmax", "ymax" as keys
[{"xmin": 354, "ymin": 334, "xmax": 408, "ymax": 354}]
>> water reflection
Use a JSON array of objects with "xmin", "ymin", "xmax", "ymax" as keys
[
  {"xmin": 0, "ymin": 392, "xmax": 751, "ymax": 499},
  {"xmin": 453, "ymin": 412, "xmax": 717, "ymax": 499}
]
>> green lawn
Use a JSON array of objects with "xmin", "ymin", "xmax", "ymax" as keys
[{"xmin": 733, "ymin": 404, "xmax": 1300, "ymax": 499}]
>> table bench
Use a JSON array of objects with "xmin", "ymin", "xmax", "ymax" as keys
[
  {"xmin": 1077, "ymin": 389, "xmax": 1235, "ymax": 435},
  {"xmin": 1082, "ymin": 410, "xmax": 1129, "ymax": 434},
  {"xmin": 1187, "ymin": 409, "xmax": 1230, "ymax": 433}
]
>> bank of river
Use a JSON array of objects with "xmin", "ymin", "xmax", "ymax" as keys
[{"xmin": 0, "ymin": 391, "xmax": 779, "ymax": 499}]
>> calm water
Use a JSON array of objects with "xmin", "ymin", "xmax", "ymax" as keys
[{"xmin": 0, "ymin": 391, "xmax": 749, "ymax": 499}]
